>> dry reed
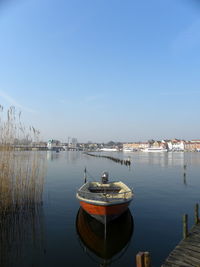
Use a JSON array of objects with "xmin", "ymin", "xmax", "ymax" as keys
[
  {"xmin": 0, "ymin": 106, "xmax": 46, "ymax": 215},
  {"xmin": 0, "ymin": 106, "xmax": 47, "ymax": 266}
]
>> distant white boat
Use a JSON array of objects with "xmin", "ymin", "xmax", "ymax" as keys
[
  {"xmin": 100, "ymin": 148, "xmax": 118, "ymax": 152},
  {"xmin": 142, "ymin": 147, "xmax": 168, "ymax": 152},
  {"xmin": 123, "ymin": 147, "xmax": 135, "ymax": 152}
]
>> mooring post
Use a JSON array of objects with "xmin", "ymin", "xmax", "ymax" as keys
[
  {"xmin": 183, "ymin": 214, "xmax": 188, "ymax": 239},
  {"xmin": 136, "ymin": 252, "xmax": 151, "ymax": 267},
  {"xmin": 195, "ymin": 203, "xmax": 199, "ymax": 225},
  {"xmin": 136, "ymin": 252, "xmax": 144, "ymax": 267},
  {"xmin": 144, "ymin": 252, "xmax": 151, "ymax": 267}
]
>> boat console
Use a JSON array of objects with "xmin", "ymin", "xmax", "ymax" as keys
[{"xmin": 101, "ymin": 171, "xmax": 109, "ymax": 184}]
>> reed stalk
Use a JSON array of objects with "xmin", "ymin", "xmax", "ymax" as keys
[{"xmin": 0, "ymin": 106, "xmax": 46, "ymax": 266}]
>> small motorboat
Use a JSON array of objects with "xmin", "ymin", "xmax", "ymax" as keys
[{"xmin": 76, "ymin": 170, "xmax": 133, "ymax": 224}]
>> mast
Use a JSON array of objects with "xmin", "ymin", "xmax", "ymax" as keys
[{"xmin": 84, "ymin": 167, "xmax": 87, "ymax": 183}]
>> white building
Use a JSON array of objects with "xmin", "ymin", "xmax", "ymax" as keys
[
  {"xmin": 166, "ymin": 140, "xmax": 185, "ymax": 151},
  {"xmin": 47, "ymin": 139, "xmax": 57, "ymax": 150}
]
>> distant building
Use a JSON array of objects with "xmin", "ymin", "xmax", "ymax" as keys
[
  {"xmin": 185, "ymin": 141, "xmax": 200, "ymax": 151},
  {"xmin": 190, "ymin": 140, "xmax": 200, "ymax": 143},
  {"xmin": 47, "ymin": 139, "xmax": 60, "ymax": 150},
  {"xmin": 68, "ymin": 137, "xmax": 78, "ymax": 150},
  {"xmin": 151, "ymin": 141, "xmax": 161, "ymax": 147},
  {"xmin": 123, "ymin": 142, "xmax": 149, "ymax": 151},
  {"xmin": 166, "ymin": 139, "xmax": 185, "ymax": 151}
]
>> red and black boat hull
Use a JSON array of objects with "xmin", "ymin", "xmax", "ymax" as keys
[{"xmin": 80, "ymin": 200, "xmax": 131, "ymax": 224}]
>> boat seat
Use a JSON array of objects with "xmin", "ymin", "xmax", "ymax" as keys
[{"xmin": 88, "ymin": 187, "xmax": 121, "ymax": 193}]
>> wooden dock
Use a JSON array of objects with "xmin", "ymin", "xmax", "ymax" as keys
[{"xmin": 162, "ymin": 205, "xmax": 200, "ymax": 267}]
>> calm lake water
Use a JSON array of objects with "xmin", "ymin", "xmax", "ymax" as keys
[{"xmin": 3, "ymin": 151, "xmax": 200, "ymax": 267}]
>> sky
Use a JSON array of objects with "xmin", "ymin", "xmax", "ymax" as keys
[{"xmin": 0, "ymin": 0, "xmax": 200, "ymax": 142}]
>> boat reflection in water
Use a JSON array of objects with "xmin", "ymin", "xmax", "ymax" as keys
[{"xmin": 76, "ymin": 207, "xmax": 134, "ymax": 266}]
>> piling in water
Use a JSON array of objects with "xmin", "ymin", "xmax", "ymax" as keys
[
  {"xmin": 183, "ymin": 214, "xmax": 188, "ymax": 239},
  {"xmin": 84, "ymin": 152, "xmax": 131, "ymax": 167},
  {"xmin": 136, "ymin": 251, "xmax": 151, "ymax": 267},
  {"xmin": 136, "ymin": 252, "xmax": 144, "ymax": 267},
  {"xmin": 195, "ymin": 203, "xmax": 199, "ymax": 225}
]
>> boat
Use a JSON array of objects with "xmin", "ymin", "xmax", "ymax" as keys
[
  {"xmin": 76, "ymin": 171, "xmax": 133, "ymax": 224},
  {"xmin": 123, "ymin": 147, "xmax": 135, "ymax": 152},
  {"xmin": 141, "ymin": 147, "xmax": 168, "ymax": 152}
]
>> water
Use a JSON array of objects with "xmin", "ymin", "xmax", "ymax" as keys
[{"xmin": 2, "ymin": 151, "xmax": 200, "ymax": 267}]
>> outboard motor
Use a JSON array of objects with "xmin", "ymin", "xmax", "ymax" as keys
[{"xmin": 101, "ymin": 171, "xmax": 109, "ymax": 184}]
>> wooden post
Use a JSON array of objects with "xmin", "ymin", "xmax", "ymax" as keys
[
  {"xmin": 183, "ymin": 214, "xmax": 188, "ymax": 239},
  {"xmin": 136, "ymin": 252, "xmax": 144, "ymax": 267},
  {"xmin": 136, "ymin": 252, "xmax": 151, "ymax": 267},
  {"xmin": 195, "ymin": 203, "xmax": 199, "ymax": 225},
  {"xmin": 144, "ymin": 252, "xmax": 151, "ymax": 267}
]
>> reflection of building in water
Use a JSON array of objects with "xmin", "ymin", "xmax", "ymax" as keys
[
  {"xmin": 166, "ymin": 151, "xmax": 185, "ymax": 167},
  {"xmin": 136, "ymin": 151, "xmax": 200, "ymax": 168},
  {"xmin": 66, "ymin": 151, "xmax": 81, "ymax": 162},
  {"xmin": 76, "ymin": 208, "xmax": 133, "ymax": 266},
  {"xmin": 136, "ymin": 152, "xmax": 185, "ymax": 167},
  {"xmin": 46, "ymin": 150, "xmax": 60, "ymax": 161},
  {"xmin": 46, "ymin": 150, "xmax": 81, "ymax": 162}
]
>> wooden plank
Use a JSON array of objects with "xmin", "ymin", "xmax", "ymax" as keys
[
  {"xmin": 161, "ymin": 262, "xmax": 183, "ymax": 267},
  {"xmin": 170, "ymin": 246, "xmax": 200, "ymax": 260},
  {"xmin": 170, "ymin": 248, "xmax": 200, "ymax": 264},
  {"xmin": 184, "ymin": 239, "xmax": 200, "ymax": 248},
  {"xmin": 190, "ymin": 228, "xmax": 200, "ymax": 234},
  {"xmin": 190, "ymin": 224, "xmax": 200, "ymax": 232},
  {"xmin": 163, "ymin": 254, "xmax": 192, "ymax": 267},
  {"xmin": 165, "ymin": 255, "xmax": 197, "ymax": 267},
  {"xmin": 184, "ymin": 235, "xmax": 200, "ymax": 243},
  {"xmin": 178, "ymin": 243, "xmax": 200, "ymax": 254},
  {"xmin": 164, "ymin": 264, "xmax": 190, "ymax": 267}
]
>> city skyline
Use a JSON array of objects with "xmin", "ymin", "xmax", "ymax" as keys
[{"xmin": 0, "ymin": 0, "xmax": 200, "ymax": 142}]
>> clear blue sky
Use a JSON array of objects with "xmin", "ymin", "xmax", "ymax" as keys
[{"xmin": 0, "ymin": 0, "xmax": 200, "ymax": 142}]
